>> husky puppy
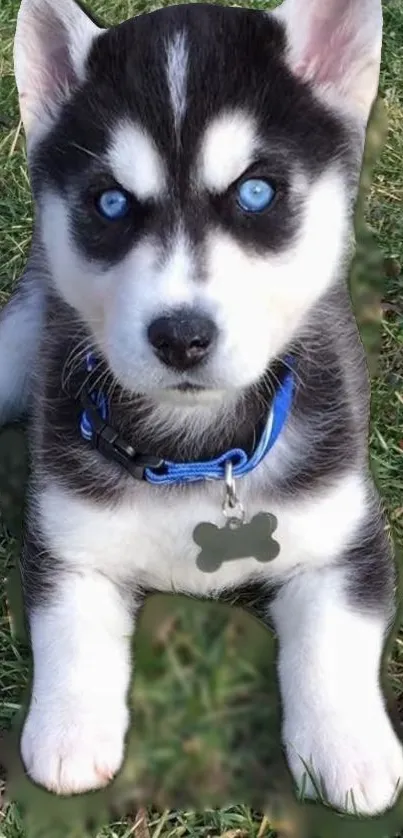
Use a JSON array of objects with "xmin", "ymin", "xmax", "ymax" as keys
[{"xmin": 1, "ymin": 0, "xmax": 402, "ymax": 815}]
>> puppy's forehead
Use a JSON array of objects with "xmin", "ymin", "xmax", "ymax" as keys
[
  {"xmin": 77, "ymin": 5, "xmax": 284, "ymax": 197},
  {"xmin": 36, "ymin": 3, "xmax": 347, "ymax": 199},
  {"xmin": 87, "ymin": 5, "xmax": 287, "ymax": 165}
]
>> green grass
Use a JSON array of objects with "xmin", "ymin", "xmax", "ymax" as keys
[{"xmin": 1, "ymin": 1, "xmax": 403, "ymax": 837}]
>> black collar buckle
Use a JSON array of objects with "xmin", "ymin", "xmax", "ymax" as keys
[{"xmin": 80, "ymin": 392, "xmax": 165, "ymax": 481}]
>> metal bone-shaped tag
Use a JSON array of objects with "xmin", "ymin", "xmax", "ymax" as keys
[{"xmin": 193, "ymin": 512, "xmax": 280, "ymax": 573}]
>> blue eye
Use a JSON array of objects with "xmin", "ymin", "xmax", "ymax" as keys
[
  {"xmin": 97, "ymin": 189, "xmax": 130, "ymax": 220},
  {"xmin": 237, "ymin": 178, "xmax": 276, "ymax": 213}
]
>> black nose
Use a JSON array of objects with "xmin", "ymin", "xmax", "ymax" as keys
[{"xmin": 147, "ymin": 308, "xmax": 218, "ymax": 371}]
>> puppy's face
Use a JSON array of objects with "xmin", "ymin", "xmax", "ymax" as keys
[{"xmin": 15, "ymin": 0, "xmax": 381, "ymax": 405}]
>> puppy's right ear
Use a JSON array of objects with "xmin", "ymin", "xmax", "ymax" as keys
[{"xmin": 14, "ymin": 0, "xmax": 104, "ymax": 148}]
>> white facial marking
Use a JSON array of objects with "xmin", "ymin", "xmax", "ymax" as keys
[
  {"xmin": 103, "ymin": 229, "xmax": 201, "ymax": 395},
  {"xmin": 40, "ymin": 193, "xmax": 108, "ymax": 333},
  {"xmin": 21, "ymin": 573, "xmax": 133, "ymax": 794},
  {"xmin": 166, "ymin": 31, "xmax": 189, "ymax": 134},
  {"xmin": 199, "ymin": 111, "xmax": 259, "ymax": 193},
  {"xmin": 107, "ymin": 122, "xmax": 166, "ymax": 201},
  {"xmin": 40, "ymin": 199, "xmax": 204, "ymax": 399},
  {"xmin": 200, "ymin": 167, "xmax": 348, "ymax": 389},
  {"xmin": 270, "ymin": 567, "xmax": 403, "ymax": 815}
]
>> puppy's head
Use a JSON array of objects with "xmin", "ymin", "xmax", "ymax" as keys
[{"xmin": 14, "ymin": 0, "xmax": 382, "ymax": 406}]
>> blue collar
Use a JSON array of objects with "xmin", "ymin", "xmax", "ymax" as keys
[{"xmin": 79, "ymin": 354, "xmax": 295, "ymax": 485}]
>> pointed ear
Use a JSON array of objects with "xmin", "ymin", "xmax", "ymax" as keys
[
  {"xmin": 272, "ymin": 0, "xmax": 382, "ymax": 124},
  {"xmin": 14, "ymin": 0, "xmax": 104, "ymax": 146}
]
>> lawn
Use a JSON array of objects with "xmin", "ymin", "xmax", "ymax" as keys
[{"xmin": 0, "ymin": 1, "xmax": 403, "ymax": 837}]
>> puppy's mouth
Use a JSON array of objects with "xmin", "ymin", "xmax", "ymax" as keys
[
  {"xmin": 156, "ymin": 379, "xmax": 226, "ymax": 406},
  {"xmin": 173, "ymin": 382, "xmax": 206, "ymax": 393}
]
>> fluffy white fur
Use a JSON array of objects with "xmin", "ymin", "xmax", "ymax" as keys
[
  {"xmin": 21, "ymin": 573, "xmax": 132, "ymax": 794},
  {"xmin": 270, "ymin": 569, "xmax": 403, "ymax": 815},
  {"xmin": 36, "ymin": 469, "xmax": 368, "ymax": 592}
]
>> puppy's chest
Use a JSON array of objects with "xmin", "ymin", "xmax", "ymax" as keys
[
  {"xmin": 39, "ymin": 470, "xmax": 367, "ymax": 597},
  {"xmin": 126, "ymin": 488, "xmax": 286, "ymax": 593}
]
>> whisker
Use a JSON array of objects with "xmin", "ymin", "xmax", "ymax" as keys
[{"xmin": 69, "ymin": 142, "xmax": 104, "ymax": 164}]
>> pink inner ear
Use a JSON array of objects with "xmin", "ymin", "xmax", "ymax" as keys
[
  {"xmin": 294, "ymin": 0, "xmax": 360, "ymax": 89},
  {"xmin": 49, "ymin": 39, "xmax": 78, "ymax": 93},
  {"xmin": 27, "ymin": 11, "xmax": 79, "ymax": 108}
]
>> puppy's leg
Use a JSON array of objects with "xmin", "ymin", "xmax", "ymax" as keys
[
  {"xmin": 270, "ymin": 556, "xmax": 403, "ymax": 815},
  {"xmin": 21, "ymin": 566, "xmax": 137, "ymax": 795},
  {"xmin": 0, "ymin": 238, "xmax": 44, "ymax": 425}
]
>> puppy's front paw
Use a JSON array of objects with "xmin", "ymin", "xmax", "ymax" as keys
[
  {"xmin": 286, "ymin": 712, "xmax": 403, "ymax": 816},
  {"xmin": 21, "ymin": 696, "xmax": 129, "ymax": 795}
]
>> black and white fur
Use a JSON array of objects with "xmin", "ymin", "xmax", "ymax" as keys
[{"xmin": 1, "ymin": 0, "xmax": 402, "ymax": 815}]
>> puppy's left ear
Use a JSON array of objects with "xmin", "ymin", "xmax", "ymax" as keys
[
  {"xmin": 14, "ymin": 0, "xmax": 104, "ymax": 148},
  {"xmin": 272, "ymin": 0, "xmax": 382, "ymax": 125}
]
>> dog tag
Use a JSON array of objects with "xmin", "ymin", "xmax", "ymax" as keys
[{"xmin": 193, "ymin": 512, "xmax": 280, "ymax": 573}]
